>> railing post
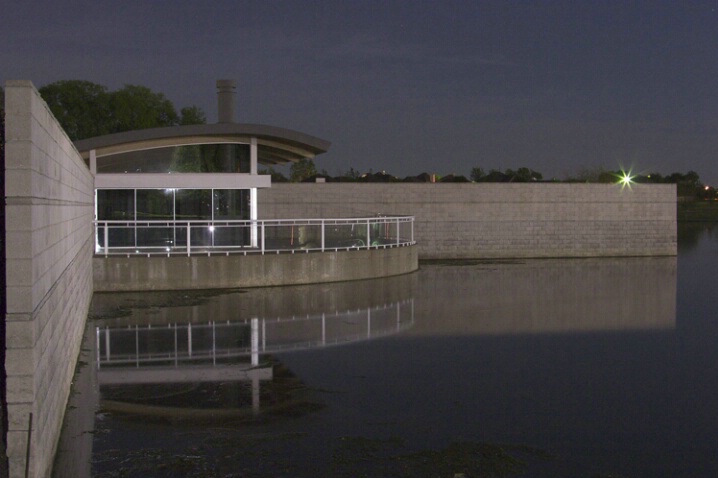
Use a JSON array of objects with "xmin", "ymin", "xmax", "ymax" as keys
[
  {"xmin": 321, "ymin": 220, "xmax": 325, "ymax": 252},
  {"xmin": 103, "ymin": 222, "xmax": 108, "ymax": 257},
  {"xmin": 187, "ymin": 222, "xmax": 191, "ymax": 256},
  {"xmin": 396, "ymin": 217, "xmax": 400, "ymax": 245},
  {"xmin": 95, "ymin": 327, "xmax": 101, "ymax": 369},
  {"xmin": 261, "ymin": 222, "xmax": 265, "ymax": 254},
  {"xmin": 250, "ymin": 219, "xmax": 258, "ymax": 248},
  {"xmin": 251, "ymin": 318, "xmax": 259, "ymax": 366},
  {"xmin": 366, "ymin": 219, "xmax": 371, "ymax": 249}
]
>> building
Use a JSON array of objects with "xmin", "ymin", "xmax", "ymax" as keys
[{"xmin": 74, "ymin": 80, "xmax": 331, "ymax": 253}]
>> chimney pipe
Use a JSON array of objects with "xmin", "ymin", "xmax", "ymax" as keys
[{"xmin": 216, "ymin": 79, "xmax": 236, "ymax": 123}]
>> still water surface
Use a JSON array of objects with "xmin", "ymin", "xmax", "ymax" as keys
[{"xmin": 55, "ymin": 224, "xmax": 718, "ymax": 477}]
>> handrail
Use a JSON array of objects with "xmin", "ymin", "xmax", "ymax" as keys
[{"xmin": 94, "ymin": 216, "xmax": 415, "ymax": 257}]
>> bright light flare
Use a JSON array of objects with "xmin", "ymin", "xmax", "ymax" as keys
[{"xmin": 618, "ymin": 169, "xmax": 635, "ymax": 190}]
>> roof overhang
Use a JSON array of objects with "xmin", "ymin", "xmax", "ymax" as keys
[{"xmin": 74, "ymin": 123, "xmax": 331, "ymax": 166}]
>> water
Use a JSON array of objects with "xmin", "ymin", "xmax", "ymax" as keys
[{"xmin": 54, "ymin": 224, "xmax": 718, "ymax": 477}]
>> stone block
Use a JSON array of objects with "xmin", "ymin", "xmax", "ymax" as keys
[
  {"xmin": 5, "ymin": 285, "xmax": 34, "ymax": 314},
  {"xmin": 5, "ymin": 258, "xmax": 33, "ymax": 287},
  {"xmin": 4, "ymin": 231, "xmax": 34, "ymax": 259},
  {"xmin": 6, "ymin": 430, "xmax": 30, "ymax": 477},
  {"xmin": 5, "ymin": 321, "xmax": 35, "ymax": 348},
  {"xmin": 6, "ymin": 402, "xmax": 33, "ymax": 435},
  {"xmin": 6, "ymin": 376, "xmax": 34, "ymax": 404},
  {"xmin": 5, "ymin": 348, "xmax": 35, "ymax": 376}
]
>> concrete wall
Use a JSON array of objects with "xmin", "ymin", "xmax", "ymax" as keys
[
  {"xmin": 3, "ymin": 81, "xmax": 94, "ymax": 478},
  {"xmin": 259, "ymin": 183, "xmax": 677, "ymax": 259},
  {"xmin": 93, "ymin": 245, "xmax": 417, "ymax": 292}
]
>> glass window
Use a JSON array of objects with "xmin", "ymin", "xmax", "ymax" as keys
[
  {"xmin": 96, "ymin": 188, "xmax": 253, "ymax": 249},
  {"xmin": 97, "ymin": 189, "xmax": 135, "ymax": 220},
  {"xmin": 136, "ymin": 189, "xmax": 174, "ymax": 220},
  {"xmin": 213, "ymin": 189, "xmax": 251, "ymax": 246},
  {"xmin": 176, "ymin": 189, "xmax": 212, "ymax": 220},
  {"xmin": 213, "ymin": 189, "xmax": 250, "ymax": 220},
  {"xmin": 97, "ymin": 144, "xmax": 251, "ymax": 174}
]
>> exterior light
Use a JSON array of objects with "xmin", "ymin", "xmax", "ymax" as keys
[
  {"xmin": 618, "ymin": 169, "xmax": 634, "ymax": 190},
  {"xmin": 209, "ymin": 226, "xmax": 215, "ymax": 232}
]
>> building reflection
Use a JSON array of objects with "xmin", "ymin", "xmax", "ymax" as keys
[
  {"xmin": 53, "ymin": 255, "xmax": 678, "ymax": 477},
  {"xmin": 95, "ymin": 300, "xmax": 414, "ymax": 412}
]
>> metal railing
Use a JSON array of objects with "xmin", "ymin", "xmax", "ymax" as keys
[{"xmin": 95, "ymin": 216, "xmax": 414, "ymax": 257}]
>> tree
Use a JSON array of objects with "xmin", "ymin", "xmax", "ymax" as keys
[
  {"xmin": 666, "ymin": 170, "xmax": 702, "ymax": 197},
  {"xmin": 179, "ymin": 106, "xmax": 206, "ymax": 125},
  {"xmin": 484, "ymin": 169, "xmax": 509, "ymax": 182},
  {"xmin": 258, "ymin": 166, "xmax": 289, "ymax": 182},
  {"xmin": 342, "ymin": 167, "xmax": 362, "ymax": 180},
  {"xmin": 514, "ymin": 167, "xmax": 542, "ymax": 182},
  {"xmin": 38, "ymin": 80, "xmax": 113, "ymax": 140},
  {"xmin": 643, "ymin": 172, "xmax": 664, "ymax": 183},
  {"xmin": 39, "ymin": 80, "xmax": 206, "ymax": 141},
  {"xmin": 470, "ymin": 167, "xmax": 485, "ymax": 182},
  {"xmin": 290, "ymin": 158, "xmax": 318, "ymax": 182},
  {"xmin": 110, "ymin": 84, "xmax": 179, "ymax": 132}
]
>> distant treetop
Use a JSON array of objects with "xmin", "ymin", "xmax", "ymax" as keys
[{"xmin": 38, "ymin": 80, "xmax": 206, "ymax": 141}]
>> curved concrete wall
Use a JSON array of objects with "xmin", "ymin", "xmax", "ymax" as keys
[
  {"xmin": 93, "ymin": 245, "xmax": 418, "ymax": 292},
  {"xmin": 4, "ymin": 81, "xmax": 94, "ymax": 478},
  {"xmin": 259, "ymin": 183, "xmax": 677, "ymax": 259}
]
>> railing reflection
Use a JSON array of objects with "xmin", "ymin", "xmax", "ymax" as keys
[{"xmin": 96, "ymin": 299, "xmax": 414, "ymax": 376}]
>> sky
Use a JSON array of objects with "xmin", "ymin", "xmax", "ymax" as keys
[{"xmin": 2, "ymin": 0, "xmax": 718, "ymax": 184}]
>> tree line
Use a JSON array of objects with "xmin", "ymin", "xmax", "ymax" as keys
[
  {"xmin": 268, "ymin": 160, "xmax": 714, "ymax": 199},
  {"xmin": 2, "ymin": 81, "xmax": 714, "ymax": 200},
  {"xmin": 37, "ymin": 80, "xmax": 206, "ymax": 141}
]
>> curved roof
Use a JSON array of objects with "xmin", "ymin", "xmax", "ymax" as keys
[{"xmin": 74, "ymin": 123, "xmax": 331, "ymax": 166}]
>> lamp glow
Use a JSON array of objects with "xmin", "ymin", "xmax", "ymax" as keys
[{"xmin": 618, "ymin": 169, "xmax": 635, "ymax": 190}]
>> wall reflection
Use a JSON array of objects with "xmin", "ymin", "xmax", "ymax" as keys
[{"xmin": 413, "ymin": 256, "xmax": 677, "ymax": 335}]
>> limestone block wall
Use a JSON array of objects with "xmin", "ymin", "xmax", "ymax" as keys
[
  {"xmin": 259, "ymin": 183, "xmax": 676, "ymax": 258},
  {"xmin": 4, "ymin": 81, "xmax": 95, "ymax": 478}
]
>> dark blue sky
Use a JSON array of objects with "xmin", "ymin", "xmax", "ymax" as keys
[{"xmin": 3, "ymin": 0, "xmax": 717, "ymax": 184}]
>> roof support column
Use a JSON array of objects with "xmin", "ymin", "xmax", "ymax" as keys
[
  {"xmin": 250, "ymin": 188, "xmax": 258, "ymax": 246},
  {"xmin": 90, "ymin": 149, "xmax": 97, "ymax": 175},
  {"xmin": 250, "ymin": 137, "xmax": 258, "ymax": 175}
]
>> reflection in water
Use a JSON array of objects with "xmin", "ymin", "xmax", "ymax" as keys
[
  {"xmin": 94, "ymin": 301, "xmax": 413, "ymax": 419},
  {"xmin": 413, "ymin": 256, "xmax": 676, "ymax": 335},
  {"xmin": 678, "ymin": 221, "xmax": 718, "ymax": 252},
  {"xmin": 96, "ymin": 302, "xmax": 414, "ymax": 369},
  {"xmin": 53, "ymin": 254, "xmax": 686, "ymax": 477},
  {"xmin": 54, "ymin": 276, "xmax": 415, "ymax": 477}
]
